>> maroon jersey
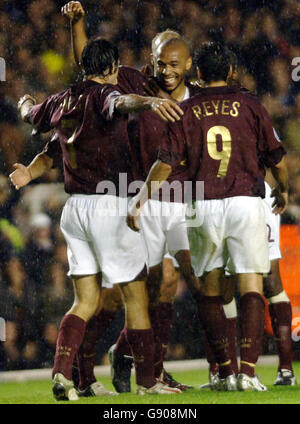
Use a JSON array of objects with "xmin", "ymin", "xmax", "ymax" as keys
[
  {"xmin": 159, "ymin": 85, "xmax": 286, "ymax": 200},
  {"xmin": 29, "ymin": 80, "xmax": 135, "ymax": 196}
]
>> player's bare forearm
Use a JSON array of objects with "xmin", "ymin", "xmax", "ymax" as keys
[
  {"xmin": 270, "ymin": 157, "xmax": 289, "ymax": 214},
  {"xmin": 115, "ymin": 95, "xmax": 184, "ymax": 123},
  {"xmin": 28, "ymin": 153, "xmax": 53, "ymax": 180},
  {"xmin": 127, "ymin": 160, "xmax": 172, "ymax": 231},
  {"xmin": 271, "ymin": 157, "xmax": 288, "ymax": 194},
  {"xmin": 71, "ymin": 19, "xmax": 87, "ymax": 66},
  {"xmin": 61, "ymin": 2, "xmax": 87, "ymax": 66},
  {"xmin": 9, "ymin": 153, "xmax": 53, "ymax": 190}
]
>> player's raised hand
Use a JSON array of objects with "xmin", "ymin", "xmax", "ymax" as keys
[
  {"xmin": 9, "ymin": 164, "xmax": 32, "ymax": 190},
  {"xmin": 271, "ymin": 187, "xmax": 288, "ymax": 215},
  {"xmin": 150, "ymin": 98, "xmax": 184, "ymax": 122},
  {"xmin": 17, "ymin": 94, "xmax": 36, "ymax": 112},
  {"xmin": 61, "ymin": 1, "xmax": 85, "ymax": 22}
]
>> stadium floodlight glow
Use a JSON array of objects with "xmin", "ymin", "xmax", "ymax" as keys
[
  {"xmin": 0, "ymin": 317, "xmax": 6, "ymax": 341},
  {"xmin": 0, "ymin": 57, "xmax": 5, "ymax": 81}
]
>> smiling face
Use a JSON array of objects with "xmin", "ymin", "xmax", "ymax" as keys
[{"xmin": 152, "ymin": 39, "xmax": 192, "ymax": 93}]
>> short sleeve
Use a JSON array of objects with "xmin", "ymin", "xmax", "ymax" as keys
[
  {"xmin": 99, "ymin": 86, "xmax": 122, "ymax": 121},
  {"xmin": 41, "ymin": 133, "xmax": 62, "ymax": 168},
  {"xmin": 28, "ymin": 94, "xmax": 58, "ymax": 133},
  {"xmin": 257, "ymin": 104, "xmax": 286, "ymax": 167},
  {"xmin": 158, "ymin": 120, "xmax": 186, "ymax": 167}
]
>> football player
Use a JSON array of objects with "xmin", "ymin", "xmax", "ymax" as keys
[
  {"xmin": 128, "ymin": 41, "xmax": 289, "ymax": 392},
  {"xmin": 11, "ymin": 38, "xmax": 183, "ymax": 399}
]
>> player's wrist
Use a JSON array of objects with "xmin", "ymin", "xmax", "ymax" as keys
[{"xmin": 27, "ymin": 167, "xmax": 33, "ymax": 182}]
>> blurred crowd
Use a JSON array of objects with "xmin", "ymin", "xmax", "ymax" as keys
[{"xmin": 0, "ymin": 0, "xmax": 300, "ymax": 370}]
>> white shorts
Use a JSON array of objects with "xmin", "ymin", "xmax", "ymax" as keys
[
  {"xmin": 60, "ymin": 194, "xmax": 147, "ymax": 285},
  {"xmin": 188, "ymin": 196, "xmax": 270, "ymax": 277},
  {"xmin": 138, "ymin": 199, "xmax": 189, "ymax": 267},
  {"xmin": 263, "ymin": 182, "xmax": 281, "ymax": 261}
]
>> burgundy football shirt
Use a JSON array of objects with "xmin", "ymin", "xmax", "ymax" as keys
[
  {"xmin": 29, "ymin": 80, "xmax": 135, "ymax": 196},
  {"xmin": 116, "ymin": 66, "xmax": 201, "ymax": 201},
  {"xmin": 159, "ymin": 85, "xmax": 286, "ymax": 200}
]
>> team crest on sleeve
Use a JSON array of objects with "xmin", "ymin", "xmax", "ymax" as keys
[{"xmin": 273, "ymin": 128, "xmax": 281, "ymax": 143}]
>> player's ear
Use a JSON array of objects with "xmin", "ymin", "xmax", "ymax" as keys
[
  {"xmin": 150, "ymin": 53, "xmax": 154, "ymax": 66},
  {"xmin": 186, "ymin": 56, "xmax": 192, "ymax": 71}
]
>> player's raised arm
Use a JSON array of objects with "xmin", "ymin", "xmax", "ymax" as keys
[
  {"xmin": 61, "ymin": 1, "xmax": 87, "ymax": 67},
  {"xmin": 9, "ymin": 153, "xmax": 53, "ymax": 190}
]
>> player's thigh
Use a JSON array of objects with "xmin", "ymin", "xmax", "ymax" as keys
[
  {"xmin": 202, "ymin": 268, "xmax": 224, "ymax": 296},
  {"xmin": 238, "ymin": 273, "xmax": 263, "ymax": 296},
  {"xmin": 225, "ymin": 196, "xmax": 270, "ymax": 275},
  {"xmin": 160, "ymin": 257, "xmax": 179, "ymax": 302},
  {"xmin": 263, "ymin": 259, "xmax": 283, "ymax": 298},
  {"xmin": 60, "ymin": 199, "xmax": 100, "ymax": 276},
  {"xmin": 70, "ymin": 273, "xmax": 102, "ymax": 319}
]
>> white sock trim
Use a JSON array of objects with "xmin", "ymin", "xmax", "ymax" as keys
[
  {"xmin": 223, "ymin": 298, "xmax": 237, "ymax": 319},
  {"xmin": 268, "ymin": 290, "xmax": 290, "ymax": 304}
]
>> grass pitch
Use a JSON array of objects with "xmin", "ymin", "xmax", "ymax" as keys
[{"xmin": 0, "ymin": 362, "xmax": 300, "ymax": 404}]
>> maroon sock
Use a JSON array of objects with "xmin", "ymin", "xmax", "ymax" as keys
[
  {"xmin": 150, "ymin": 302, "xmax": 174, "ymax": 378},
  {"xmin": 197, "ymin": 296, "xmax": 232, "ymax": 379},
  {"xmin": 77, "ymin": 309, "xmax": 116, "ymax": 390},
  {"xmin": 201, "ymin": 328, "xmax": 218, "ymax": 375},
  {"xmin": 269, "ymin": 302, "xmax": 293, "ymax": 372},
  {"xmin": 240, "ymin": 292, "xmax": 265, "ymax": 377},
  {"xmin": 115, "ymin": 328, "xmax": 133, "ymax": 357},
  {"xmin": 226, "ymin": 317, "xmax": 238, "ymax": 375},
  {"xmin": 126, "ymin": 328, "xmax": 156, "ymax": 388},
  {"xmin": 52, "ymin": 314, "xmax": 86, "ymax": 380}
]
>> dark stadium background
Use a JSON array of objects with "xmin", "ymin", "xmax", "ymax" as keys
[{"xmin": 0, "ymin": 0, "xmax": 300, "ymax": 371}]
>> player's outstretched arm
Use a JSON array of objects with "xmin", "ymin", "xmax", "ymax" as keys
[
  {"xmin": 61, "ymin": 1, "xmax": 87, "ymax": 67},
  {"xmin": 115, "ymin": 95, "xmax": 184, "ymax": 123},
  {"xmin": 9, "ymin": 153, "xmax": 53, "ymax": 190},
  {"xmin": 270, "ymin": 156, "xmax": 289, "ymax": 215},
  {"xmin": 127, "ymin": 160, "xmax": 172, "ymax": 232}
]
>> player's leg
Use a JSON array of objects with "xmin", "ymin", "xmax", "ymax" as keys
[
  {"xmin": 264, "ymin": 260, "xmax": 295, "ymax": 385},
  {"xmin": 149, "ymin": 258, "xmax": 192, "ymax": 390},
  {"xmin": 76, "ymin": 284, "xmax": 123, "ymax": 396},
  {"xmin": 52, "ymin": 273, "xmax": 101, "ymax": 401},
  {"xmin": 262, "ymin": 182, "xmax": 295, "ymax": 385},
  {"xmin": 197, "ymin": 268, "xmax": 236, "ymax": 390},
  {"xmin": 236, "ymin": 273, "xmax": 267, "ymax": 390},
  {"xmin": 225, "ymin": 196, "xmax": 270, "ymax": 391},
  {"xmin": 221, "ymin": 276, "xmax": 238, "ymax": 376},
  {"xmin": 118, "ymin": 279, "xmax": 181, "ymax": 394}
]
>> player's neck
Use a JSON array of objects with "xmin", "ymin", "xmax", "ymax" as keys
[
  {"xmin": 170, "ymin": 81, "xmax": 188, "ymax": 102},
  {"xmin": 207, "ymin": 81, "xmax": 228, "ymax": 87},
  {"xmin": 88, "ymin": 75, "xmax": 117, "ymax": 85}
]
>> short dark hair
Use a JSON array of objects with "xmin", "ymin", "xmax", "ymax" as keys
[
  {"xmin": 194, "ymin": 42, "xmax": 231, "ymax": 83},
  {"xmin": 81, "ymin": 38, "xmax": 119, "ymax": 77}
]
